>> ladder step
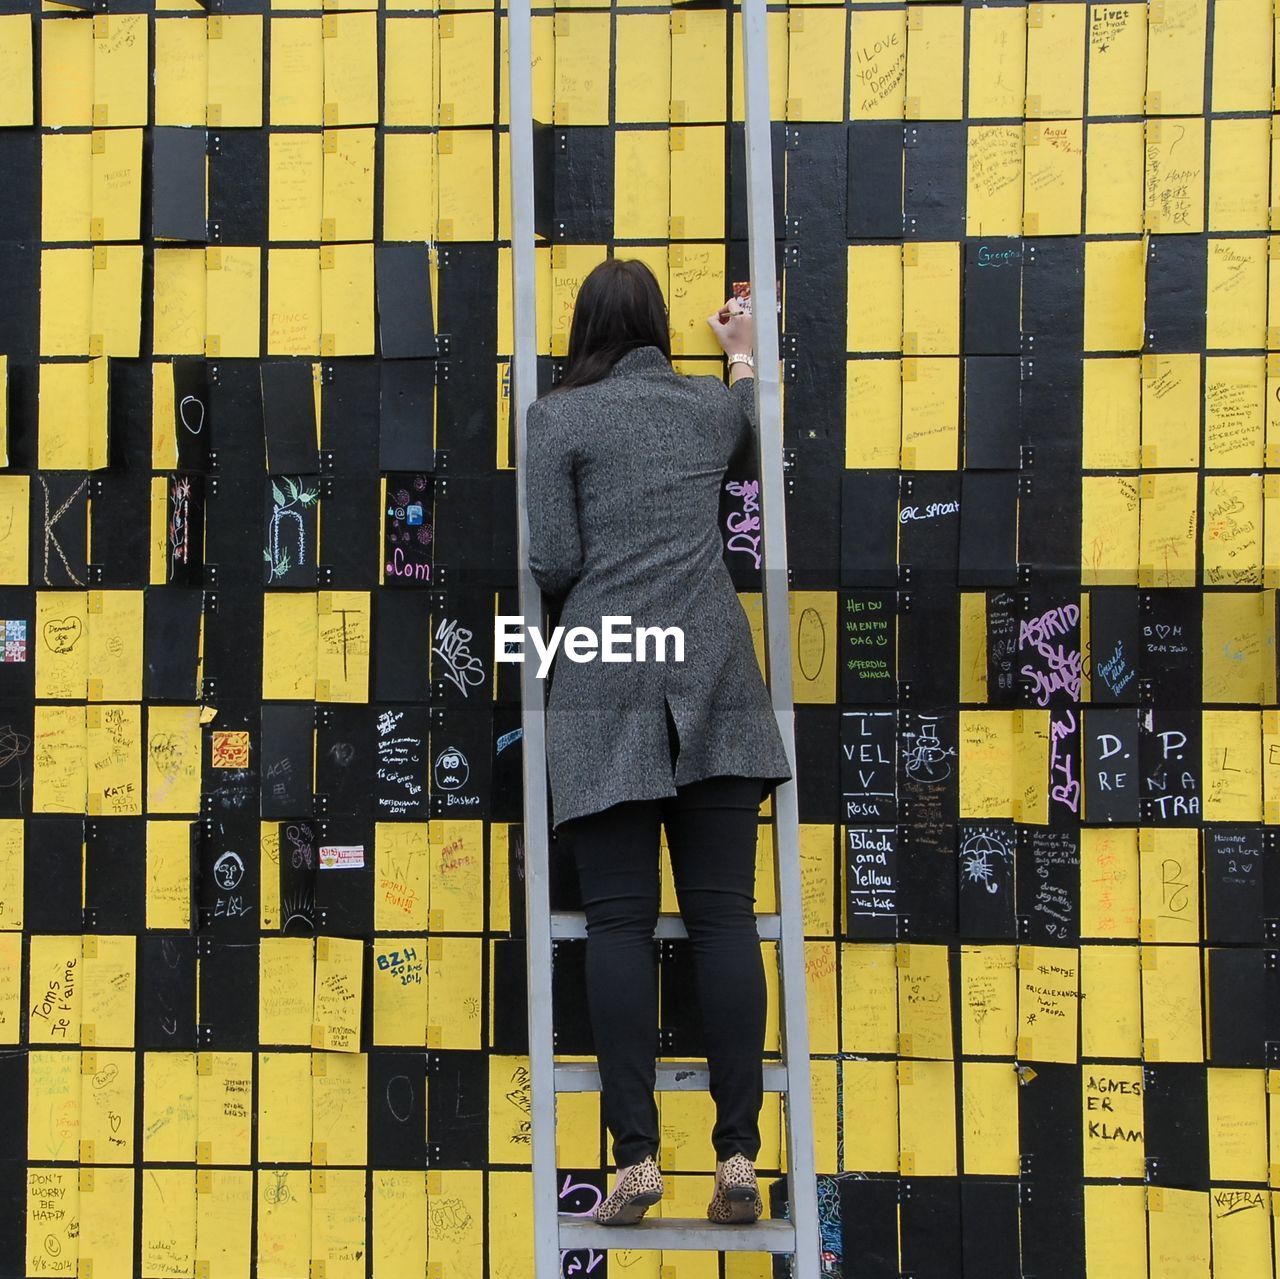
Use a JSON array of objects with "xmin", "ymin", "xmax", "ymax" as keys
[
  {"xmin": 554, "ymin": 1061, "xmax": 789, "ymax": 1092},
  {"xmin": 557, "ymin": 1215, "xmax": 796, "ymax": 1253},
  {"xmin": 551, "ymin": 911, "xmax": 781, "ymax": 941}
]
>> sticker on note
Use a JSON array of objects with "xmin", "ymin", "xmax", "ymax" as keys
[
  {"xmin": 319, "ymin": 844, "xmax": 365, "ymax": 870},
  {"xmin": 731, "ymin": 280, "xmax": 781, "ymax": 316}
]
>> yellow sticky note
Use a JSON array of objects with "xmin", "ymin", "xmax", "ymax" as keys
[
  {"xmin": 259, "ymin": 1054, "xmax": 312, "ymax": 1164},
  {"xmin": 383, "ymin": 133, "xmax": 436, "ymax": 242},
  {"xmin": 270, "ymin": 17, "xmax": 323, "ymax": 125},
  {"xmin": 1145, "ymin": 117, "xmax": 1206, "ymax": 232},
  {"xmin": 372, "ymin": 935, "xmax": 427, "ymax": 1046},
  {"xmin": 1205, "ymin": 356, "xmax": 1265, "ymax": 467},
  {"xmin": 145, "ymin": 820, "xmax": 193, "ymax": 932},
  {"xmin": 963, "ymin": 1062, "xmax": 1019, "ymax": 1175},
  {"xmin": 319, "ymin": 242, "xmax": 375, "ymax": 357},
  {"xmin": 959, "ymin": 945, "xmax": 1017, "ymax": 1055},
  {"xmin": 1203, "ymin": 709, "xmax": 1262, "ymax": 821},
  {"xmin": 154, "ymin": 16, "xmax": 208, "ymax": 126},
  {"xmin": 93, "ymin": 13, "xmax": 148, "ymax": 126},
  {"xmin": 42, "ymin": 132, "xmax": 92, "ymax": 244},
  {"xmin": 1139, "ymin": 470, "xmax": 1199, "ymax": 587},
  {"xmin": 900, "ymin": 356, "xmax": 960, "ymax": 469},
  {"xmin": 142, "ymin": 1170, "xmax": 196, "ymax": 1276},
  {"xmin": 263, "ymin": 592, "xmax": 318, "ymax": 700},
  {"xmin": 1208, "ymin": 238, "xmax": 1267, "ymax": 348},
  {"xmin": 426, "ymin": 1170, "xmax": 483, "ymax": 1273},
  {"xmin": 897, "ymin": 1058, "xmax": 957, "ymax": 1175},
  {"xmin": 968, "ymin": 7, "xmax": 1025, "ymax": 119},
  {"xmin": 1146, "ymin": 0, "xmax": 1208, "ymax": 115},
  {"xmin": 375, "ymin": 823, "xmax": 430, "ymax": 932},
  {"xmin": 842, "ymin": 1059, "xmax": 898, "ymax": 1172},
  {"xmin": 1088, "ymin": 7, "xmax": 1146, "ymax": 116},
  {"xmin": 904, "ymin": 5, "xmax": 964, "ymax": 119},
  {"xmin": 1084, "ymin": 238, "xmax": 1145, "ymax": 351},
  {"xmin": 1080, "ymin": 943, "xmax": 1142, "ymax": 1058},
  {"xmin": 312, "ymin": 935, "xmax": 364, "ymax": 1052},
  {"xmin": 259, "ymin": 936, "xmax": 314, "ymax": 1047},
  {"xmin": 1016, "ymin": 943, "xmax": 1079, "ymax": 1063},
  {"xmin": 1138, "ymin": 827, "xmax": 1199, "ymax": 943},
  {"xmin": 80, "ymin": 1049, "xmax": 135, "ymax": 1164},
  {"xmin": 1203, "ymin": 590, "xmax": 1268, "ymax": 702},
  {"xmin": 966, "ymin": 124, "xmax": 1025, "ymax": 236},
  {"xmin": 78, "ymin": 1166, "xmax": 133, "ymax": 1275},
  {"xmin": 1083, "ymin": 1064, "xmax": 1144, "ymax": 1177},
  {"xmin": 1208, "ymin": 1067, "xmax": 1268, "ymax": 1183},
  {"xmin": 207, "ymin": 14, "xmax": 263, "ymax": 128},
  {"xmin": 373, "ymin": 1172, "xmax": 428, "ymax": 1277},
  {"xmin": 315, "ymin": 589, "xmax": 370, "ymax": 701},
  {"xmin": 29, "ymin": 935, "xmax": 82, "ymax": 1046},
  {"xmin": 33, "ymin": 704, "xmax": 87, "ymax": 816},
  {"xmin": 427, "ymin": 936, "xmax": 482, "ymax": 1050},
  {"xmin": 841, "ymin": 942, "xmax": 898, "ymax": 1054},
  {"xmin": 1141, "ymin": 944, "xmax": 1204, "ymax": 1061},
  {"xmin": 1080, "ymin": 827, "xmax": 1139, "ymax": 938},
  {"xmin": 1023, "ymin": 120, "xmax": 1083, "ymax": 235},
  {"xmin": 153, "ymin": 248, "xmax": 208, "ymax": 356},
  {"xmin": 205, "ymin": 246, "xmax": 261, "ymax": 358},
  {"xmin": 1081, "ymin": 475, "xmax": 1139, "ymax": 587},
  {"xmin": 267, "ymin": 248, "xmax": 322, "ymax": 355},
  {"xmin": 323, "ymin": 10, "xmax": 379, "ymax": 126},
  {"xmin": 195, "ymin": 1052, "xmax": 253, "ymax": 1165},
  {"xmin": 26, "ymin": 1167, "xmax": 78, "ymax": 1274},
  {"xmin": 42, "ymin": 17, "xmax": 93, "ymax": 128},
  {"xmin": 1148, "ymin": 1188, "xmax": 1210, "ymax": 1275},
  {"xmin": 897, "ymin": 941, "xmax": 953, "ymax": 1059},
  {"xmin": 1086, "ymin": 1185, "xmax": 1148, "ymax": 1279},
  {"xmin": 845, "ymin": 359, "xmax": 902, "ymax": 468},
  {"xmin": 1209, "ymin": 117, "xmax": 1269, "ymax": 232},
  {"xmin": 141, "ymin": 1052, "xmax": 196, "ymax": 1162},
  {"xmin": 1085, "ymin": 119, "xmax": 1144, "ymax": 233},
  {"xmin": 194, "ymin": 1169, "xmax": 253, "ymax": 1276},
  {"xmin": 1026, "ymin": 4, "xmax": 1085, "ymax": 117},
  {"xmin": 90, "ymin": 127, "xmax": 143, "ymax": 242},
  {"xmin": 311, "ymin": 1052, "xmax": 368, "ymax": 1165},
  {"xmin": 146, "ymin": 708, "xmax": 202, "ymax": 817},
  {"xmin": 88, "ymin": 590, "xmax": 143, "ymax": 700},
  {"xmin": 27, "ymin": 1049, "xmax": 79, "ymax": 1160},
  {"xmin": 902, "ymin": 242, "xmax": 960, "ymax": 356},
  {"xmin": 269, "ymin": 132, "xmax": 324, "ymax": 242},
  {"xmin": 0, "ymin": 14, "xmax": 34, "ymax": 127},
  {"xmin": 86, "ymin": 705, "xmax": 142, "ymax": 816}
]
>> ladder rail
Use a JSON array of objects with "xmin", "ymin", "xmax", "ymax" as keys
[
  {"xmin": 740, "ymin": 0, "xmax": 822, "ymax": 1271},
  {"xmin": 511, "ymin": 0, "xmax": 819, "ymax": 1269},
  {"xmin": 507, "ymin": 0, "xmax": 561, "ymax": 1273}
]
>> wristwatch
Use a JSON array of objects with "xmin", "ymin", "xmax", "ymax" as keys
[{"xmin": 727, "ymin": 352, "xmax": 755, "ymax": 370}]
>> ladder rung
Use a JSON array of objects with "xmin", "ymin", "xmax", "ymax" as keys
[
  {"xmin": 557, "ymin": 1215, "xmax": 796, "ymax": 1253},
  {"xmin": 554, "ymin": 1061, "xmax": 789, "ymax": 1092},
  {"xmin": 551, "ymin": 912, "xmax": 781, "ymax": 941}
]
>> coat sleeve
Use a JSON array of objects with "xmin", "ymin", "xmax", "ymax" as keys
[
  {"xmin": 697, "ymin": 373, "xmax": 758, "ymax": 470},
  {"xmin": 524, "ymin": 400, "xmax": 584, "ymax": 598}
]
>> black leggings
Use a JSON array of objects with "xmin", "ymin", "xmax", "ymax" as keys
[{"xmin": 560, "ymin": 706, "xmax": 768, "ymax": 1167}]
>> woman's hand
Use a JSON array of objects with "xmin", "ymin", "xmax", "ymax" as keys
[{"xmin": 707, "ymin": 300, "xmax": 754, "ymax": 359}]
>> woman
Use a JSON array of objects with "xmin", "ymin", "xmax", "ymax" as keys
[{"xmin": 523, "ymin": 257, "xmax": 793, "ymax": 1227}]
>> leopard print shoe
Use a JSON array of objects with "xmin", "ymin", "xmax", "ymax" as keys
[
  {"xmin": 594, "ymin": 1156, "xmax": 664, "ymax": 1226},
  {"xmin": 707, "ymin": 1154, "xmax": 763, "ymax": 1224}
]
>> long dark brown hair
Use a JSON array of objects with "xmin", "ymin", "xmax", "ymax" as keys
[{"xmin": 544, "ymin": 257, "xmax": 673, "ymax": 395}]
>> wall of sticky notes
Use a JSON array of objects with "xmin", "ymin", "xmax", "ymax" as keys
[{"xmin": 0, "ymin": 0, "xmax": 1274, "ymax": 1275}]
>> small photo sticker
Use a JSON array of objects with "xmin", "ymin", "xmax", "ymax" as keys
[{"xmin": 319, "ymin": 844, "xmax": 365, "ymax": 870}]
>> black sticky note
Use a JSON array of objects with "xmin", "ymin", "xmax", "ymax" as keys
[
  {"xmin": 172, "ymin": 358, "xmax": 211, "ymax": 472},
  {"xmin": 426, "ymin": 1051, "xmax": 488, "ymax": 1168},
  {"xmin": 1207, "ymin": 947, "xmax": 1266, "ymax": 1066},
  {"xmin": 553, "ymin": 127, "xmax": 614, "ymax": 241},
  {"xmin": 847, "ymin": 122, "xmax": 903, "ymax": 239},
  {"xmin": 1018, "ymin": 1063, "xmax": 1082, "ymax": 1179},
  {"xmin": 260, "ymin": 704, "xmax": 314, "ymax": 819},
  {"xmin": 277, "ymin": 819, "xmax": 318, "ymax": 936},
  {"xmin": 900, "ymin": 1179, "xmax": 960, "ymax": 1279},
  {"xmin": 841, "ymin": 711, "xmax": 897, "ymax": 823},
  {"xmin": 1019, "ymin": 1178, "xmax": 1085, "ymax": 1279},
  {"xmin": 961, "ymin": 1182, "xmax": 1020, "ymax": 1279},
  {"xmin": 840, "ymin": 472, "xmax": 899, "ymax": 589},
  {"xmin": 374, "ymin": 591, "xmax": 432, "ymax": 703},
  {"xmin": 263, "ymin": 476, "xmax": 319, "ymax": 587},
  {"xmin": 840, "ymin": 1178, "xmax": 898, "ymax": 1279},
  {"xmin": 165, "ymin": 473, "xmax": 206, "ymax": 586},
  {"xmin": 144, "ymin": 587, "xmax": 203, "ymax": 701},
  {"xmin": 957, "ymin": 822, "xmax": 1016, "ymax": 939},
  {"xmin": 1145, "ymin": 234, "xmax": 1207, "ymax": 352},
  {"xmin": 903, "ymin": 122, "xmax": 965, "ymax": 240},
  {"xmin": 839, "ymin": 591, "xmax": 897, "ymax": 704},
  {"xmin": 140, "ymin": 934, "xmax": 198, "ymax": 1049},
  {"xmin": 555, "ymin": 938, "xmax": 596, "ymax": 1053},
  {"xmin": 380, "ymin": 360, "xmax": 436, "ymax": 471},
  {"xmin": 1018, "ymin": 828, "xmax": 1080, "ymax": 944},
  {"xmin": 963, "ymin": 357, "xmax": 1022, "ymax": 467},
  {"xmin": 32, "ymin": 474, "xmax": 89, "ymax": 588},
  {"xmin": 963, "ymin": 240, "xmax": 1022, "ymax": 355},
  {"xmin": 845, "ymin": 826, "xmax": 898, "ymax": 939},
  {"xmin": 152, "ymin": 127, "xmax": 208, "ymax": 242},
  {"xmin": 1139, "ymin": 706, "xmax": 1202, "ymax": 824},
  {"xmin": 25, "ymin": 816, "xmax": 84, "ymax": 933},
  {"xmin": 1143, "ymin": 1063, "xmax": 1208, "ymax": 1187},
  {"xmin": 0, "ymin": 703, "xmax": 34, "ymax": 817},
  {"xmin": 383, "ymin": 472, "xmax": 436, "ymax": 587},
  {"xmin": 376, "ymin": 244, "xmax": 438, "ymax": 360},
  {"xmin": 1140, "ymin": 589, "xmax": 1201, "ymax": 701},
  {"xmin": 368, "ymin": 1051, "xmax": 428, "ymax": 1168},
  {"xmin": 899, "ymin": 709, "xmax": 959, "ymax": 844},
  {"xmin": 315, "ymin": 705, "xmax": 375, "ymax": 820},
  {"xmin": 196, "ymin": 938, "xmax": 259, "ymax": 1049},
  {"xmin": 986, "ymin": 590, "xmax": 1019, "ymax": 707},
  {"xmin": 1088, "ymin": 587, "xmax": 1140, "ymax": 704},
  {"xmin": 313, "ymin": 821, "xmax": 375, "ymax": 936},
  {"xmin": 729, "ymin": 119, "xmax": 786, "ymax": 242},
  {"xmin": 196, "ymin": 817, "xmax": 259, "ymax": 941},
  {"xmin": 84, "ymin": 819, "xmax": 146, "ymax": 932},
  {"xmin": 898, "ymin": 473, "xmax": 961, "ymax": 575},
  {"xmin": 958, "ymin": 471, "xmax": 1018, "ymax": 587},
  {"xmin": 375, "ymin": 706, "xmax": 429, "ymax": 821},
  {"xmin": 1203, "ymin": 826, "xmax": 1266, "ymax": 944},
  {"xmin": 260, "ymin": 362, "xmax": 318, "ymax": 474},
  {"xmin": 1083, "ymin": 708, "xmax": 1140, "ymax": 824}
]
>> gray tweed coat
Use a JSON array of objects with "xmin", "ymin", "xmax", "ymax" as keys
[{"xmin": 523, "ymin": 343, "xmax": 794, "ymax": 830}]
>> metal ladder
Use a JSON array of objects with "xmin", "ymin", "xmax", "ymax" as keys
[{"xmin": 508, "ymin": 0, "xmax": 820, "ymax": 1271}]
